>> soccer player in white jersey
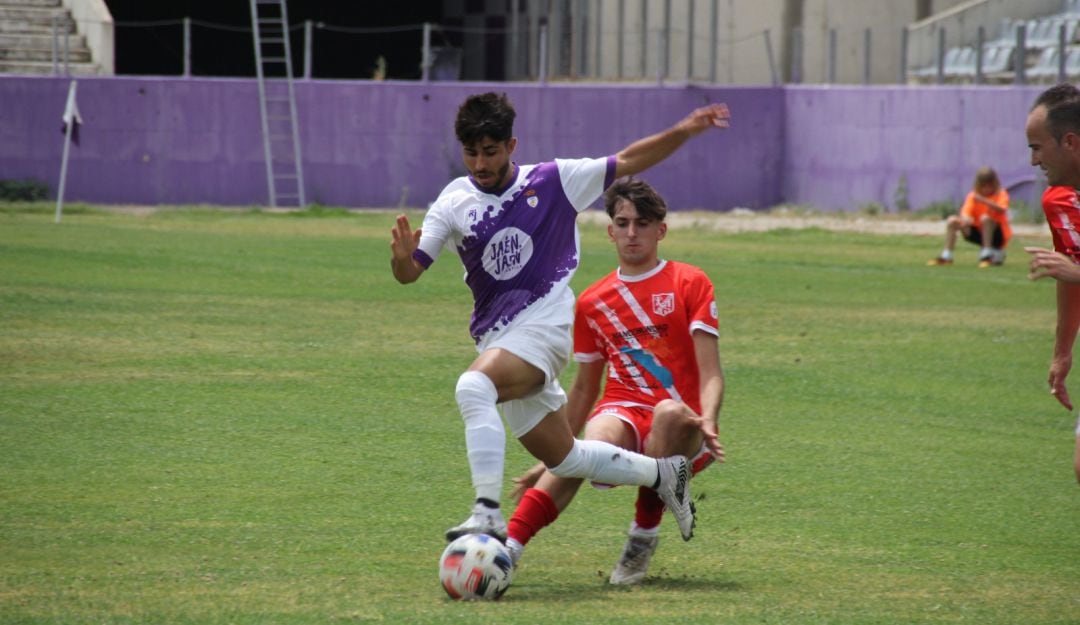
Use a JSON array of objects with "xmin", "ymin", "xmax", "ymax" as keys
[
  {"xmin": 390, "ymin": 93, "xmax": 729, "ymax": 543},
  {"xmin": 504, "ymin": 177, "xmax": 725, "ymax": 584}
]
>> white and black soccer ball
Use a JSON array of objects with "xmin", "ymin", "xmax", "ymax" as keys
[{"xmin": 438, "ymin": 533, "xmax": 513, "ymax": 600}]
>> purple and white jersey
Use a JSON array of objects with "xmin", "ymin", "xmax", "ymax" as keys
[{"xmin": 414, "ymin": 156, "xmax": 617, "ymax": 343}]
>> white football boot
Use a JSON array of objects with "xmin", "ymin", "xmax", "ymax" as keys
[
  {"xmin": 445, "ymin": 502, "xmax": 507, "ymax": 543},
  {"xmin": 609, "ymin": 533, "xmax": 659, "ymax": 585},
  {"xmin": 654, "ymin": 455, "xmax": 695, "ymax": 541}
]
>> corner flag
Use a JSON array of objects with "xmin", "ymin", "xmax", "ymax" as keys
[
  {"xmin": 60, "ymin": 79, "xmax": 81, "ymax": 145},
  {"xmin": 56, "ymin": 79, "xmax": 80, "ymax": 223}
]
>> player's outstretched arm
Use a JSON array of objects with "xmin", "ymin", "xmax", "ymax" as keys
[
  {"xmin": 390, "ymin": 214, "xmax": 425, "ymax": 284},
  {"xmin": 613, "ymin": 103, "xmax": 730, "ymax": 179}
]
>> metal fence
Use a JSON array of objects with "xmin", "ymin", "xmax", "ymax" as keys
[
  {"xmin": 41, "ymin": 13, "xmax": 1078, "ymax": 86},
  {"xmin": 47, "ymin": 15, "xmax": 781, "ymax": 84}
]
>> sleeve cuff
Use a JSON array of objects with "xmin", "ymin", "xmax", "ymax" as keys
[{"xmin": 412, "ymin": 249, "xmax": 434, "ymax": 269}]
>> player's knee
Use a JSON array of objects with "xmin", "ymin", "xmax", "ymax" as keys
[
  {"xmin": 653, "ymin": 400, "xmax": 695, "ymax": 430},
  {"xmin": 653, "ymin": 399, "xmax": 682, "ymax": 420},
  {"xmin": 455, "ymin": 371, "xmax": 498, "ymax": 411}
]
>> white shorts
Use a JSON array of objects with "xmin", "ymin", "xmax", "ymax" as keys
[
  {"xmin": 1075, "ymin": 413, "xmax": 1080, "ymax": 436},
  {"xmin": 477, "ymin": 323, "xmax": 571, "ymax": 438}
]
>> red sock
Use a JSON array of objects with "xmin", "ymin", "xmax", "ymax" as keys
[
  {"xmin": 507, "ymin": 488, "xmax": 560, "ymax": 546},
  {"xmin": 633, "ymin": 486, "xmax": 665, "ymax": 530}
]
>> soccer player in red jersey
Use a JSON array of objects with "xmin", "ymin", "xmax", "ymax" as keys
[
  {"xmin": 504, "ymin": 177, "xmax": 725, "ymax": 583},
  {"xmin": 1024, "ymin": 83, "xmax": 1080, "ymax": 484}
]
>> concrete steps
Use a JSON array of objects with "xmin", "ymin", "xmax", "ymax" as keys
[
  {"xmin": 4, "ymin": 0, "xmax": 62, "ymax": 6},
  {"xmin": 0, "ymin": 1, "xmax": 98, "ymax": 74},
  {"xmin": 0, "ymin": 43, "xmax": 88, "ymax": 61},
  {"xmin": 0, "ymin": 31, "xmax": 82, "ymax": 48},
  {"xmin": 0, "ymin": 58, "xmax": 97, "ymax": 73}
]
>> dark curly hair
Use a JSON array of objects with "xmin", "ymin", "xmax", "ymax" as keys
[{"xmin": 455, "ymin": 92, "xmax": 516, "ymax": 146}]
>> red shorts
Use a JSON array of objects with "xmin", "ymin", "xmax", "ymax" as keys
[{"xmin": 589, "ymin": 403, "xmax": 716, "ymax": 476}]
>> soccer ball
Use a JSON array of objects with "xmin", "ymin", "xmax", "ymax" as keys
[{"xmin": 438, "ymin": 533, "xmax": 513, "ymax": 600}]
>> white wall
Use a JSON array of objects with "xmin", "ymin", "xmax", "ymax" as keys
[{"xmin": 62, "ymin": 0, "xmax": 113, "ymax": 74}]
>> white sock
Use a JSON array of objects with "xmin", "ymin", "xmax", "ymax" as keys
[
  {"xmin": 547, "ymin": 439, "xmax": 659, "ymax": 486},
  {"xmin": 629, "ymin": 521, "xmax": 661, "ymax": 538},
  {"xmin": 505, "ymin": 537, "xmax": 524, "ymax": 564},
  {"xmin": 455, "ymin": 371, "xmax": 505, "ymax": 503},
  {"xmin": 980, "ymin": 247, "xmax": 991, "ymax": 258},
  {"xmin": 940, "ymin": 249, "xmax": 953, "ymax": 260}
]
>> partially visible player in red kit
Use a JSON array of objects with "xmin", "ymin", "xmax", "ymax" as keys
[
  {"xmin": 1026, "ymin": 184, "xmax": 1080, "ymax": 484},
  {"xmin": 503, "ymin": 177, "xmax": 725, "ymax": 584},
  {"xmin": 1024, "ymin": 83, "xmax": 1080, "ymax": 485}
]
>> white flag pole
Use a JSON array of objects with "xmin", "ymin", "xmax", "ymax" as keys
[{"xmin": 56, "ymin": 79, "xmax": 79, "ymax": 224}]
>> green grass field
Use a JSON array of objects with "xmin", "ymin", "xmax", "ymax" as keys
[{"xmin": 2, "ymin": 205, "xmax": 1078, "ymax": 624}]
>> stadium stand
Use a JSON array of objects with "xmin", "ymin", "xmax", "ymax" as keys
[
  {"xmin": 0, "ymin": 0, "xmax": 99, "ymax": 75},
  {"xmin": 914, "ymin": 0, "xmax": 1080, "ymax": 84}
]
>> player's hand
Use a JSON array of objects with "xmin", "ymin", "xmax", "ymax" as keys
[
  {"xmin": 1050, "ymin": 355, "xmax": 1074, "ymax": 411},
  {"xmin": 510, "ymin": 462, "xmax": 547, "ymax": 503},
  {"xmin": 680, "ymin": 103, "xmax": 730, "ymax": 137},
  {"xmin": 687, "ymin": 412, "xmax": 724, "ymax": 461},
  {"xmin": 1026, "ymin": 246, "xmax": 1080, "ymax": 283},
  {"xmin": 390, "ymin": 214, "xmax": 421, "ymax": 262}
]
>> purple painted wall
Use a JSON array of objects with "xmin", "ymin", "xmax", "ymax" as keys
[
  {"xmin": 0, "ymin": 76, "xmax": 781, "ymax": 210},
  {"xmin": 783, "ymin": 85, "xmax": 1046, "ymax": 211},
  {"xmin": 0, "ymin": 76, "xmax": 1049, "ymax": 211}
]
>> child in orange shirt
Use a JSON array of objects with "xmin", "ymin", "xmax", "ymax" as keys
[{"xmin": 928, "ymin": 167, "xmax": 1011, "ymax": 267}]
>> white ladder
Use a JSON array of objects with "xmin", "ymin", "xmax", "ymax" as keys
[{"xmin": 249, "ymin": 0, "xmax": 306, "ymax": 208}]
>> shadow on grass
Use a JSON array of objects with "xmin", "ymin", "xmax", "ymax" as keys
[{"xmin": 503, "ymin": 573, "xmax": 743, "ymax": 602}]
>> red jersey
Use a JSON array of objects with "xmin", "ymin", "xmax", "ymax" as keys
[
  {"xmin": 573, "ymin": 260, "xmax": 719, "ymax": 414},
  {"xmin": 1042, "ymin": 185, "xmax": 1080, "ymax": 261}
]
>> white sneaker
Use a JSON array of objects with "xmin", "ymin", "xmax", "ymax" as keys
[
  {"xmin": 445, "ymin": 503, "xmax": 507, "ymax": 542},
  {"xmin": 655, "ymin": 456, "xmax": 695, "ymax": 541},
  {"xmin": 609, "ymin": 533, "xmax": 659, "ymax": 585}
]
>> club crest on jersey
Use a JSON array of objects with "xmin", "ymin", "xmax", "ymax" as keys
[
  {"xmin": 527, "ymin": 195, "xmax": 539, "ymax": 208},
  {"xmin": 483, "ymin": 227, "xmax": 533, "ymax": 280},
  {"xmin": 652, "ymin": 293, "xmax": 675, "ymax": 316},
  {"xmin": 466, "ymin": 205, "xmax": 480, "ymax": 222}
]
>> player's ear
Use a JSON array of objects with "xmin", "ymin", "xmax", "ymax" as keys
[
  {"xmin": 657, "ymin": 222, "xmax": 667, "ymax": 241},
  {"xmin": 607, "ymin": 223, "xmax": 616, "ymax": 242},
  {"xmin": 1065, "ymin": 132, "xmax": 1080, "ymax": 152},
  {"xmin": 506, "ymin": 137, "xmax": 517, "ymax": 155}
]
